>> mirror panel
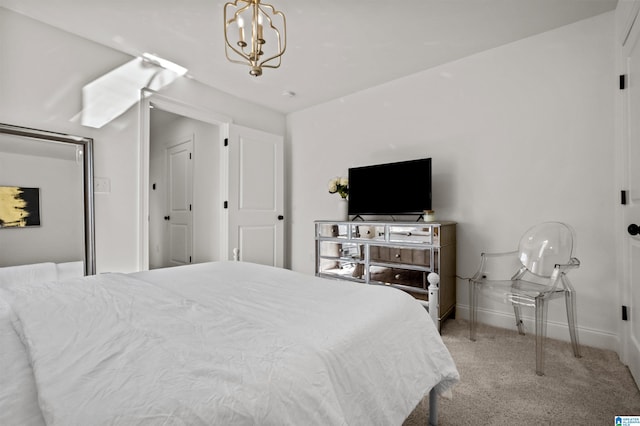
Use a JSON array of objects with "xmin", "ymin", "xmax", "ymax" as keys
[{"xmin": 0, "ymin": 124, "xmax": 95, "ymax": 275}]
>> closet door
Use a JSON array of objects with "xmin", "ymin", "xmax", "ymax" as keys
[
  {"xmin": 225, "ymin": 124, "xmax": 284, "ymax": 267},
  {"xmin": 620, "ymin": 0, "xmax": 640, "ymax": 388},
  {"xmin": 0, "ymin": 125, "xmax": 95, "ymax": 274}
]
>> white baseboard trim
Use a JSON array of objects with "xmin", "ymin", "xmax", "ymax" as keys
[{"xmin": 455, "ymin": 304, "xmax": 619, "ymax": 352}]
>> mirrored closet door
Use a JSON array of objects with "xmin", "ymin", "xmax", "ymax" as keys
[{"xmin": 0, "ymin": 124, "xmax": 95, "ymax": 275}]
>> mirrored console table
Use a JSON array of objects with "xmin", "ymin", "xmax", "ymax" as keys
[{"xmin": 315, "ymin": 220, "xmax": 456, "ymax": 331}]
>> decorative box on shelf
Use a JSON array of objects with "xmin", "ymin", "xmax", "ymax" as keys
[{"xmin": 314, "ymin": 220, "xmax": 456, "ymax": 331}]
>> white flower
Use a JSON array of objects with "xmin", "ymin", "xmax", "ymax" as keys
[
  {"xmin": 328, "ymin": 176, "xmax": 348, "ymax": 199},
  {"xmin": 328, "ymin": 178, "xmax": 338, "ymax": 193}
]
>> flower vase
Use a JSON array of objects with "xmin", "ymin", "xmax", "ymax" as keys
[{"xmin": 338, "ymin": 198, "xmax": 349, "ymax": 221}]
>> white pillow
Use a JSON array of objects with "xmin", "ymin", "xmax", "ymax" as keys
[
  {"xmin": 0, "ymin": 297, "xmax": 45, "ymax": 426},
  {"xmin": 0, "ymin": 263, "xmax": 57, "ymax": 288},
  {"xmin": 56, "ymin": 261, "xmax": 84, "ymax": 281},
  {"xmin": 0, "ymin": 263, "xmax": 55, "ymax": 426}
]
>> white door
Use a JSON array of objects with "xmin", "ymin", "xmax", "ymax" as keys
[
  {"xmin": 166, "ymin": 139, "xmax": 193, "ymax": 267},
  {"xmin": 226, "ymin": 125, "xmax": 284, "ymax": 267},
  {"xmin": 622, "ymin": 2, "xmax": 640, "ymax": 387}
]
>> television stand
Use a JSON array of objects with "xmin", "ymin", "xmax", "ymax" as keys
[{"xmin": 314, "ymin": 220, "xmax": 456, "ymax": 331}]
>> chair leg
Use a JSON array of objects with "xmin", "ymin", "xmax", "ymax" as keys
[
  {"xmin": 563, "ymin": 278, "xmax": 581, "ymax": 358},
  {"xmin": 534, "ymin": 298, "xmax": 548, "ymax": 376},
  {"xmin": 513, "ymin": 305, "xmax": 525, "ymax": 335},
  {"xmin": 469, "ymin": 280, "xmax": 478, "ymax": 341}
]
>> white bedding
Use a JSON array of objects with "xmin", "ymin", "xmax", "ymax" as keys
[
  {"xmin": 0, "ymin": 262, "xmax": 62, "ymax": 426},
  {"xmin": 0, "ymin": 299, "xmax": 45, "ymax": 426},
  {"xmin": 1, "ymin": 261, "xmax": 458, "ymax": 425}
]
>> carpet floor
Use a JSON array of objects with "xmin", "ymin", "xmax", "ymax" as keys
[{"xmin": 404, "ymin": 319, "xmax": 640, "ymax": 425}]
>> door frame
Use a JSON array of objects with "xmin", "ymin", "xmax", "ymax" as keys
[{"xmin": 138, "ymin": 89, "xmax": 231, "ymax": 271}]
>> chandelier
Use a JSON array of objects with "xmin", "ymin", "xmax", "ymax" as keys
[{"xmin": 223, "ymin": 0, "xmax": 287, "ymax": 77}]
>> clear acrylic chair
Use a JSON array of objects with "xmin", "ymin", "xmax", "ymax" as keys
[{"xmin": 468, "ymin": 222, "xmax": 581, "ymax": 375}]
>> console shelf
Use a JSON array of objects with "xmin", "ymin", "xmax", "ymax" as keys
[{"xmin": 315, "ymin": 220, "xmax": 456, "ymax": 331}]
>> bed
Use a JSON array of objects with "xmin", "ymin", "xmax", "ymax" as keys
[{"xmin": 0, "ymin": 261, "xmax": 459, "ymax": 426}]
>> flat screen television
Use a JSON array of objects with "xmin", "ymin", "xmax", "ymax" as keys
[{"xmin": 348, "ymin": 158, "xmax": 432, "ymax": 216}]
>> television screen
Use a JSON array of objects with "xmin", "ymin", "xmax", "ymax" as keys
[{"xmin": 348, "ymin": 158, "xmax": 431, "ymax": 216}]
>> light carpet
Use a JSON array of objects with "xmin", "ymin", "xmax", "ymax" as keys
[{"xmin": 404, "ymin": 319, "xmax": 640, "ymax": 425}]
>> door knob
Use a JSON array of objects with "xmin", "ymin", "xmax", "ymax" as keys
[
  {"xmin": 628, "ymin": 224, "xmax": 640, "ymax": 236},
  {"xmin": 277, "ymin": 215, "xmax": 284, "ymax": 220},
  {"xmin": 164, "ymin": 215, "xmax": 170, "ymax": 221}
]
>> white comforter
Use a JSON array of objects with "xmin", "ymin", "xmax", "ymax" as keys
[{"xmin": 2, "ymin": 261, "xmax": 458, "ymax": 426}]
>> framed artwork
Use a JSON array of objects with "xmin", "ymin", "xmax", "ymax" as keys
[{"xmin": 0, "ymin": 186, "xmax": 41, "ymax": 228}]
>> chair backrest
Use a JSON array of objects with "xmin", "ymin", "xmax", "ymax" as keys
[{"xmin": 518, "ymin": 222, "xmax": 574, "ymax": 277}]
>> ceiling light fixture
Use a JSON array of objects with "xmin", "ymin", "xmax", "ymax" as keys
[{"xmin": 223, "ymin": 0, "xmax": 287, "ymax": 77}]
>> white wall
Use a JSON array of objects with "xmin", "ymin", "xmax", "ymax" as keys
[
  {"xmin": 0, "ymin": 8, "xmax": 286, "ymax": 273},
  {"xmin": 149, "ymin": 112, "xmax": 221, "ymax": 268},
  {"xmin": 0, "ymin": 150, "xmax": 84, "ymax": 266},
  {"xmin": 287, "ymin": 13, "xmax": 616, "ymax": 349}
]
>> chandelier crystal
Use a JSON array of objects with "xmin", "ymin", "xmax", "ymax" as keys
[{"xmin": 223, "ymin": 0, "xmax": 287, "ymax": 77}]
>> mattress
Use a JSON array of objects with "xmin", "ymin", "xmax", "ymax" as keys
[{"xmin": 0, "ymin": 261, "xmax": 458, "ymax": 425}]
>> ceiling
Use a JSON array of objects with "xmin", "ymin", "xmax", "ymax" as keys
[{"xmin": 0, "ymin": 0, "xmax": 618, "ymax": 114}]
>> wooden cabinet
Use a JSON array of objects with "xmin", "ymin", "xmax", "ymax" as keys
[{"xmin": 315, "ymin": 221, "xmax": 456, "ymax": 330}]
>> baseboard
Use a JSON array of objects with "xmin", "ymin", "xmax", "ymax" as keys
[{"xmin": 455, "ymin": 304, "xmax": 620, "ymax": 352}]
